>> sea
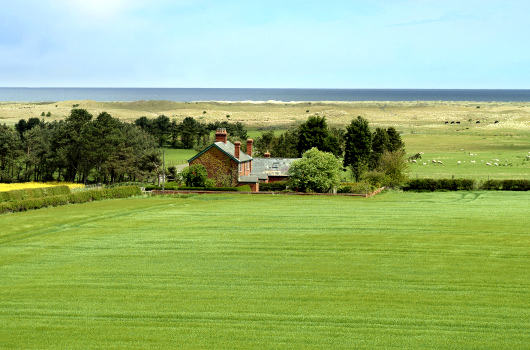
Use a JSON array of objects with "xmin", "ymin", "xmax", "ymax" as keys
[{"xmin": 1, "ymin": 88, "xmax": 530, "ymax": 103}]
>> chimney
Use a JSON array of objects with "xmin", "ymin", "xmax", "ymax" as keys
[
  {"xmin": 246, "ymin": 139, "xmax": 253, "ymax": 157},
  {"xmin": 215, "ymin": 128, "xmax": 227, "ymax": 143},
  {"xmin": 234, "ymin": 141, "xmax": 241, "ymax": 159},
  {"xmin": 264, "ymin": 151, "xmax": 270, "ymax": 158}
]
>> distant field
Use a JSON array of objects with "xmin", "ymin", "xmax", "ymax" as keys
[{"xmin": 0, "ymin": 192, "xmax": 529, "ymax": 349}]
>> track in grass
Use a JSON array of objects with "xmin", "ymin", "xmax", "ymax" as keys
[{"xmin": 0, "ymin": 193, "xmax": 529, "ymax": 349}]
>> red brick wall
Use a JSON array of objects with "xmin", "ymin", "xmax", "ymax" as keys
[
  {"xmin": 190, "ymin": 147, "xmax": 238, "ymax": 187},
  {"xmin": 268, "ymin": 176, "xmax": 289, "ymax": 183}
]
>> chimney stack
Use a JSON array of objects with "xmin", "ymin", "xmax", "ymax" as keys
[
  {"xmin": 215, "ymin": 128, "xmax": 227, "ymax": 143},
  {"xmin": 234, "ymin": 141, "xmax": 241, "ymax": 159},
  {"xmin": 264, "ymin": 151, "xmax": 271, "ymax": 158},
  {"xmin": 246, "ymin": 139, "xmax": 253, "ymax": 157}
]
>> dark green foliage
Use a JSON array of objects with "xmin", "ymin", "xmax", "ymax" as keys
[
  {"xmin": 386, "ymin": 127, "xmax": 404, "ymax": 152},
  {"xmin": 369, "ymin": 127, "xmax": 390, "ymax": 169},
  {"xmin": 403, "ymin": 178, "xmax": 476, "ymax": 191},
  {"xmin": 4, "ymin": 111, "xmax": 160, "ymax": 184},
  {"xmin": 481, "ymin": 179, "xmax": 530, "ymax": 191},
  {"xmin": 344, "ymin": 116, "xmax": 372, "ymax": 182},
  {"xmin": 181, "ymin": 164, "xmax": 208, "ymax": 187},
  {"xmin": 259, "ymin": 181, "xmax": 289, "ymax": 192},
  {"xmin": 177, "ymin": 186, "xmax": 251, "ymax": 192},
  {"xmin": 0, "ymin": 186, "xmax": 141, "ymax": 214},
  {"xmin": 0, "ymin": 185, "xmax": 70, "ymax": 203},
  {"xmin": 254, "ymin": 129, "xmax": 299, "ymax": 158},
  {"xmin": 297, "ymin": 116, "xmax": 340, "ymax": 156}
]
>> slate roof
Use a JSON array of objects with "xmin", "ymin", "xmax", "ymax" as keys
[
  {"xmin": 188, "ymin": 141, "xmax": 253, "ymax": 163},
  {"xmin": 250, "ymin": 157, "xmax": 299, "ymax": 178}
]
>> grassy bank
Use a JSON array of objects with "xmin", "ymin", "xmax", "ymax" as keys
[{"xmin": 0, "ymin": 192, "xmax": 528, "ymax": 348}]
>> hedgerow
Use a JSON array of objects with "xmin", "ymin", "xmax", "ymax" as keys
[
  {"xmin": 0, "ymin": 185, "xmax": 71, "ymax": 203},
  {"xmin": 481, "ymin": 179, "xmax": 530, "ymax": 191},
  {"xmin": 0, "ymin": 186, "xmax": 141, "ymax": 214},
  {"xmin": 403, "ymin": 178, "xmax": 475, "ymax": 191},
  {"xmin": 177, "ymin": 185, "xmax": 252, "ymax": 192},
  {"xmin": 259, "ymin": 181, "xmax": 289, "ymax": 192}
]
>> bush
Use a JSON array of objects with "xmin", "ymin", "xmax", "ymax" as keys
[
  {"xmin": 177, "ymin": 186, "xmax": 249, "ymax": 192},
  {"xmin": 403, "ymin": 178, "xmax": 476, "ymax": 191},
  {"xmin": 362, "ymin": 171, "xmax": 386, "ymax": 188},
  {"xmin": 182, "ymin": 164, "xmax": 209, "ymax": 187},
  {"xmin": 0, "ymin": 186, "xmax": 141, "ymax": 214},
  {"xmin": 259, "ymin": 181, "xmax": 289, "ymax": 192},
  {"xmin": 338, "ymin": 182, "xmax": 375, "ymax": 194},
  {"xmin": 481, "ymin": 179, "xmax": 530, "ymax": 191},
  {"xmin": 0, "ymin": 185, "xmax": 71, "ymax": 203}
]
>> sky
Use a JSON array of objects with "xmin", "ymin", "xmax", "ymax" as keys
[{"xmin": 1, "ymin": 0, "xmax": 529, "ymax": 89}]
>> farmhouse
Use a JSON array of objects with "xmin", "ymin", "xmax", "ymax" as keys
[{"xmin": 188, "ymin": 128, "xmax": 298, "ymax": 191}]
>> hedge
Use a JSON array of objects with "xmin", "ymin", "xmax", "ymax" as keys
[
  {"xmin": 259, "ymin": 181, "xmax": 289, "ymax": 192},
  {"xmin": 177, "ymin": 185, "xmax": 252, "ymax": 192},
  {"xmin": 338, "ymin": 182, "xmax": 376, "ymax": 195},
  {"xmin": 403, "ymin": 178, "xmax": 476, "ymax": 191},
  {"xmin": 0, "ymin": 185, "xmax": 71, "ymax": 203},
  {"xmin": 481, "ymin": 179, "xmax": 530, "ymax": 191},
  {"xmin": 0, "ymin": 186, "xmax": 141, "ymax": 214}
]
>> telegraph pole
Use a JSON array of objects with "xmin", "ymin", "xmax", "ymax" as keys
[{"xmin": 162, "ymin": 149, "xmax": 165, "ymax": 195}]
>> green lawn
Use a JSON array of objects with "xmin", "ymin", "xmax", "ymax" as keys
[{"xmin": 0, "ymin": 192, "xmax": 529, "ymax": 349}]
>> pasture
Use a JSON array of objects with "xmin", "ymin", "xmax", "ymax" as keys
[{"xmin": 0, "ymin": 192, "xmax": 529, "ymax": 349}]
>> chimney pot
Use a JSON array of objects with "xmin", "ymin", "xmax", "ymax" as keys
[
  {"xmin": 264, "ymin": 151, "xmax": 270, "ymax": 158},
  {"xmin": 215, "ymin": 128, "xmax": 228, "ymax": 143},
  {"xmin": 246, "ymin": 139, "xmax": 253, "ymax": 157}
]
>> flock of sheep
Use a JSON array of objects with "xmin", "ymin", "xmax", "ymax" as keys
[{"xmin": 410, "ymin": 151, "xmax": 530, "ymax": 166}]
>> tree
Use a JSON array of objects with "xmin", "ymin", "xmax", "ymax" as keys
[
  {"xmin": 369, "ymin": 127, "xmax": 390, "ymax": 170},
  {"xmin": 386, "ymin": 127, "xmax": 404, "ymax": 152},
  {"xmin": 182, "ymin": 164, "xmax": 208, "ymax": 187},
  {"xmin": 288, "ymin": 147, "xmax": 342, "ymax": 193},
  {"xmin": 343, "ymin": 116, "xmax": 372, "ymax": 182},
  {"xmin": 377, "ymin": 150, "xmax": 409, "ymax": 187},
  {"xmin": 297, "ymin": 116, "xmax": 340, "ymax": 156}
]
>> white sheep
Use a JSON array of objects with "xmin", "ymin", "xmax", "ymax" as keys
[
  {"xmin": 412, "ymin": 159, "xmax": 417, "ymax": 163},
  {"xmin": 438, "ymin": 161, "xmax": 442, "ymax": 164},
  {"xmin": 471, "ymin": 160, "xmax": 475, "ymax": 163},
  {"xmin": 486, "ymin": 162, "xmax": 491, "ymax": 166},
  {"xmin": 457, "ymin": 161, "xmax": 461, "ymax": 164},
  {"xmin": 423, "ymin": 162, "xmax": 426, "ymax": 165},
  {"xmin": 494, "ymin": 163, "xmax": 498, "ymax": 166}
]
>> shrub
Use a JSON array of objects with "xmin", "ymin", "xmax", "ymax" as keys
[
  {"xmin": 0, "ymin": 185, "xmax": 70, "ymax": 203},
  {"xmin": 182, "ymin": 164, "xmax": 209, "ymax": 187},
  {"xmin": 481, "ymin": 179, "xmax": 530, "ymax": 191},
  {"xmin": 403, "ymin": 178, "xmax": 476, "ymax": 192},
  {"xmin": 259, "ymin": 181, "xmax": 289, "ymax": 192},
  {"xmin": 0, "ymin": 186, "xmax": 141, "ymax": 214},
  {"xmin": 338, "ymin": 182, "xmax": 375, "ymax": 194}
]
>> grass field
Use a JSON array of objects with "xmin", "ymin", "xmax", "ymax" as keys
[{"xmin": 0, "ymin": 192, "xmax": 529, "ymax": 349}]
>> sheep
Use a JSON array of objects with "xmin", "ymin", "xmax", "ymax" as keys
[
  {"xmin": 486, "ymin": 162, "xmax": 491, "ymax": 166},
  {"xmin": 432, "ymin": 159, "xmax": 437, "ymax": 163},
  {"xmin": 412, "ymin": 159, "xmax": 417, "ymax": 163},
  {"xmin": 471, "ymin": 160, "xmax": 475, "ymax": 163},
  {"xmin": 494, "ymin": 163, "xmax": 498, "ymax": 166},
  {"xmin": 423, "ymin": 162, "xmax": 427, "ymax": 165},
  {"xmin": 457, "ymin": 161, "xmax": 461, "ymax": 164},
  {"xmin": 438, "ymin": 161, "xmax": 443, "ymax": 164}
]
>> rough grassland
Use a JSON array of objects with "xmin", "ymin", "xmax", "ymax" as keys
[{"xmin": 0, "ymin": 192, "xmax": 528, "ymax": 349}]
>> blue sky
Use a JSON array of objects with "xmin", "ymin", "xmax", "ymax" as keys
[{"xmin": 1, "ymin": 0, "xmax": 529, "ymax": 88}]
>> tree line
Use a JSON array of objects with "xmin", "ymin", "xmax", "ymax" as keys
[
  {"xmin": 134, "ymin": 115, "xmax": 248, "ymax": 150},
  {"xmin": 1, "ymin": 110, "xmax": 161, "ymax": 184}
]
